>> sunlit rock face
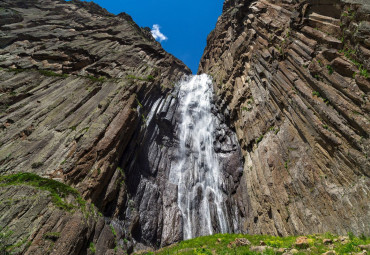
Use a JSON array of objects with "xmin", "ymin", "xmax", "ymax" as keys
[
  {"xmin": 1, "ymin": 0, "xmax": 369, "ymax": 253},
  {"xmin": 0, "ymin": 0, "xmax": 191, "ymax": 253},
  {"xmin": 199, "ymin": 0, "xmax": 370, "ymax": 237}
]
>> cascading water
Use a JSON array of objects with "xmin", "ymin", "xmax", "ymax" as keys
[{"xmin": 169, "ymin": 74, "xmax": 230, "ymax": 239}]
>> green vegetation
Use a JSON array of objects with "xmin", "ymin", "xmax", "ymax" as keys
[
  {"xmin": 117, "ymin": 167, "xmax": 125, "ymax": 187},
  {"xmin": 136, "ymin": 233, "xmax": 370, "ymax": 255},
  {"xmin": 0, "ymin": 172, "xmax": 83, "ymax": 211},
  {"xmin": 359, "ymin": 68, "xmax": 369, "ymax": 78},
  {"xmin": 323, "ymin": 124, "xmax": 329, "ymax": 130},
  {"xmin": 256, "ymin": 135, "xmax": 264, "ymax": 144},
  {"xmin": 89, "ymin": 242, "xmax": 96, "ymax": 254},
  {"xmin": 6, "ymin": 68, "xmax": 27, "ymax": 74},
  {"xmin": 342, "ymin": 8, "xmax": 356, "ymax": 19},
  {"xmin": 110, "ymin": 224, "xmax": 117, "ymax": 237},
  {"xmin": 87, "ymin": 75, "xmax": 106, "ymax": 82},
  {"xmin": 339, "ymin": 47, "xmax": 369, "ymax": 78},
  {"xmin": 312, "ymin": 91, "xmax": 320, "ymax": 97},
  {"xmin": 43, "ymin": 232, "xmax": 61, "ymax": 241},
  {"xmin": 284, "ymin": 160, "xmax": 289, "ymax": 170},
  {"xmin": 142, "ymin": 114, "xmax": 147, "ymax": 122},
  {"xmin": 38, "ymin": 70, "xmax": 68, "ymax": 78},
  {"xmin": 126, "ymin": 74, "xmax": 156, "ymax": 82},
  {"xmin": 136, "ymin": 98, "xmax": 144, "ymax": 108},
  {"xmin": 146, "ymin": 75, "xmax": 154, "ymax": 81},
  {"xmin": 0, "ymin": 227, "xmax": 13, "ymax": 255},
  {"xmin": 312, "ymin": 91, "xmax": 330, "ymax": 105},
  {"xmin": 326, "ymin": 65, "xmax": 334, "ymax": 75}
]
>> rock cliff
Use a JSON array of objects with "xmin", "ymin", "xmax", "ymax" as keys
[
  {"xmin": 0, "ymin": 0, "xmax": 191, "ymax": 253},
  {"xmin": 1, "ymin": 0, "xmax": 370, "ymax": 254},
  {"xmin": 199, "ymin": 0, "xmax": 369, "ymax": 237}
]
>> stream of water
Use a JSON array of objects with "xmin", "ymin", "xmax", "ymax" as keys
[{"xmin": 169, "ymin": 74, "xmax": 229, "ymax": 240}]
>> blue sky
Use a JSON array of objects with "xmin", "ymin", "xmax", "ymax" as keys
[{"xmin": 82, "ymin": 0, "xmax": 224, "ymax": 73}]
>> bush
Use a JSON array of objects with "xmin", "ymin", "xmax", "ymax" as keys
[{"xmin": 89, "ymin": 242, "xmax": 96, "ymax": 254}]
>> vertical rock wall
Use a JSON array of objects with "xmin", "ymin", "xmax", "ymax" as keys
[
  {"xmin": 199, "ymin": 0, "xmax": 370, "ymax": 236},
  {"xmin": 0, "ymin": 0, "xmax": 191, "ymax": 253}
]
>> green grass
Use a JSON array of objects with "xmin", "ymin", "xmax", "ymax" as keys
[
  {"xmin": 38, "ymin": 70, "xmax": 68, "ymax": 78},
  {"xmin": 0, "ymin": 172, "xmax": 83, "ymax": 211},
  {"xmin": 136, "ymin": 233, "xmax": 370, "ymax": 255},
  {"xmin": 43, "ymin": 232, "xmax": 61, "ymax": 241},
  {"xmin": 6, "ymin": 68, "xmax": 27, "ymax": 74},
  {"xmin": 0, "ymin": 227, "xmax": 13, "ymax": 254},
  {"xmin": 87, "ymin": 75, "xmax": 106, "ymax": 82},
  {"xmin": 126, "ymin": 74, "xmax": 156, "ymax": 82}
]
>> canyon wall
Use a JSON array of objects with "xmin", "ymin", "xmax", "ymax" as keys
[
  {"xmin": 0, "ymin": 0, "xmax": 191, "ymax": 253},
  {"xmin": 1, "ymin": 0, "xmax": 370, "ymax": 254},
  {"xmin": 199, "ymin": 0, "xmax": 370, "ymax": 237}
]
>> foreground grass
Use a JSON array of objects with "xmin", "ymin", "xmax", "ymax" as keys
[{"xmin": 137, "ymin": 233, "xmax": 370, "ymax": 255}]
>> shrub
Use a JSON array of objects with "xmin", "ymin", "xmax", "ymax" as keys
[{"xmin": 89, "ymin": 242, "xmax": 96, "ymax": 254}]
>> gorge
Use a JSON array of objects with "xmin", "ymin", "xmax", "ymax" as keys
[{"xmin": 0, "ymin": 0, "xmax": 369, "ymax": 254}]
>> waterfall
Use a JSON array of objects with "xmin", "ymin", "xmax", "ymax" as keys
[{"xmin": 169, "ymin": 74, "xmax": 229, "ymax": 239}]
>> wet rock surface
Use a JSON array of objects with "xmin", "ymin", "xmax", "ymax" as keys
[
  {"xmin": 199, "ymin": 0, "xmax": 370, "ymax": 237},
  {"xmin": 120, "ymin": 75, "xmax": 244, "ymax": 247}
]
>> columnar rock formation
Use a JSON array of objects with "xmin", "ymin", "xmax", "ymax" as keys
[
  {"xmin": 199, "ymin": 0, "xmax": 370, "ymax": 237},
  {"xmin": 0, "ymin": 0, "xmax": 191, "ymax": 253},
  {"xmin": 0, "ymin": 0, "xmax": 369, "ymax": 254}
]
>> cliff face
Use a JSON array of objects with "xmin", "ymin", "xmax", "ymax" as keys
[
  {"xmin": 1, "ymin": 0, "xmax": 370, "ymax": 253},
  {"xmin": 199, "ymin": 0, "xmax": 370, "ymax": 237},
  {"xmin": 0, "ymin": 0, "xmax": 191, "ymax": 253}
]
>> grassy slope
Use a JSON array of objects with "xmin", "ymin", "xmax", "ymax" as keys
[{"xmin": 136, "ymin": 233, "xmax": 370, "ymax": 255}]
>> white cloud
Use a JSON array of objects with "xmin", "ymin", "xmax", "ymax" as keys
[{"xmin": 151, "ymin": 24, "xmax": 168, "ymax": 42}]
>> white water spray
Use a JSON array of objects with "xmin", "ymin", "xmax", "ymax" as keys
[{"xmin": 169, "ymin": 74, "xmax": 229, "ymax": 239}]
